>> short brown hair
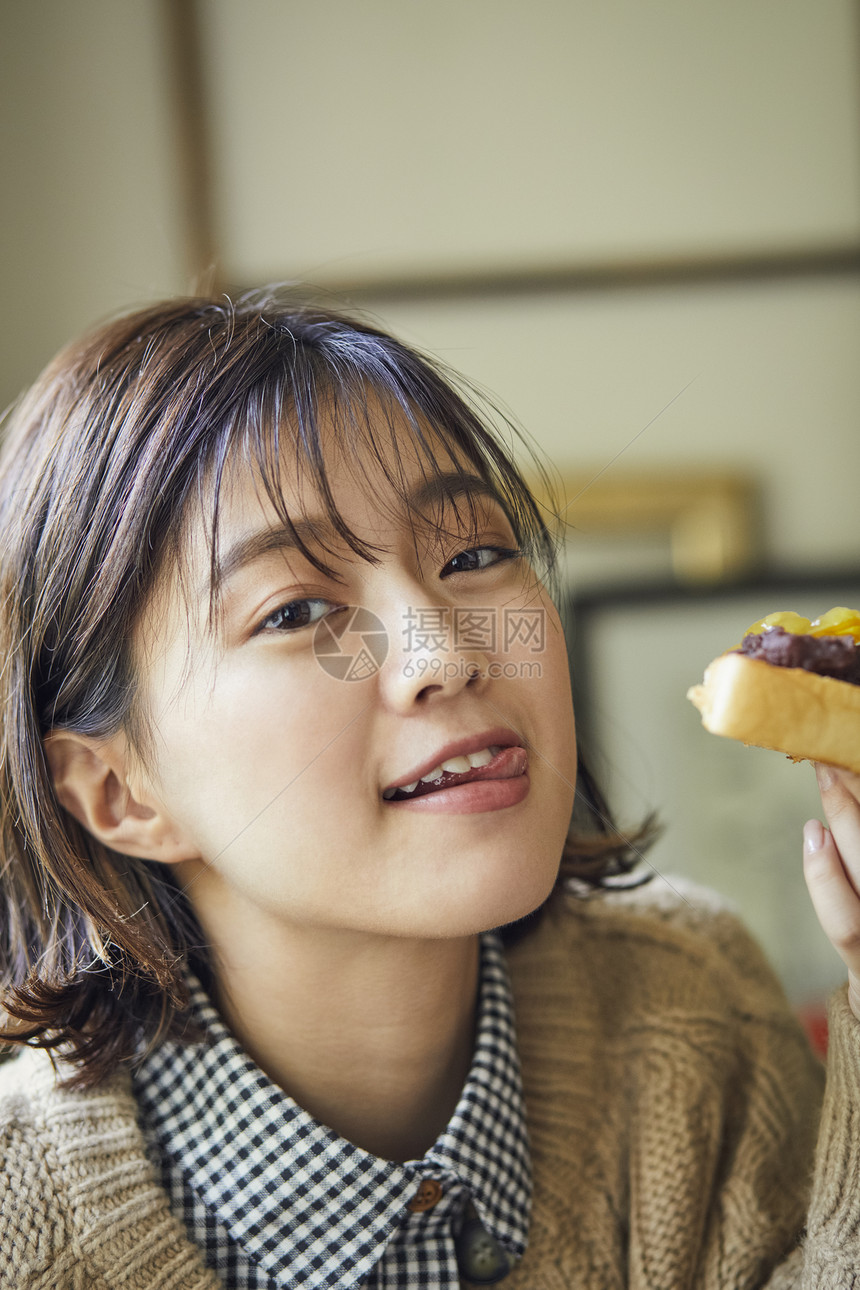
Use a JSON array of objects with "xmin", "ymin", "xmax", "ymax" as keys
[{"xmin": 0, "ymin": 292, "xmax": 652, "ymax": 1085}]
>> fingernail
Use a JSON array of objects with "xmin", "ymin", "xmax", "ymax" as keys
[
  {"xmin": 804, "ymin": 819, "xmax": 826, "ymax": 853},
  {"xmin": 815, "ymin": 763, "xmax": 835, "ymax": 790}
]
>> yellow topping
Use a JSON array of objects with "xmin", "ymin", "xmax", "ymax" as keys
[
  {"xmin": 739, "ymin": 606, "xmax": 860, "ymax": 645},
  {"xmin": 742, "ymin": 610, "xmax": 811, "ymax": 638},
  {"xmin": 808, "ymin": 607, "xmax": 860, "ymax": 642}
]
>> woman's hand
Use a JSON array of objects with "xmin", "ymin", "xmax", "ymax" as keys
[{"xmin": 804, "ymin": 764, "xmax": 860, "ymax": 1021}]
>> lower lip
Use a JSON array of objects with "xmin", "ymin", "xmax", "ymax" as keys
[{"xmin": 383, "ymin": 770, "xmax": 530, "ymax": 815}]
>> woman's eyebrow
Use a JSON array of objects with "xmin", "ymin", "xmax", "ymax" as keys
[
  {"xmin": 408, "ymin": 472, "xmax": 517, "ymax": 540},
  {"xmin": 409, "ymin": 472, "xmax": 504, "ymax": 515},
  {"xmin": 212, "ymin": 518, "xmax": 336, "ymax": 593},
  {"xmin": 211, "ymin": 472, "xmax": 506, "ymax": 593}
]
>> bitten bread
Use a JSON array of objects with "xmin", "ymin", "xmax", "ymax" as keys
[{"xmin": 687, "ymin": 608, "xmax": 860, "ymax": 774}]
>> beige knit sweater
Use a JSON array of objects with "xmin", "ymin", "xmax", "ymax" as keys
[{"xmin": 0, "ymin": 876, "xmax": 857, "ymax": 1289}]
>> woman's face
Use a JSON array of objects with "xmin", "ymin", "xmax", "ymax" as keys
[{"xmin": 129, "ymin": 416, "xmax": 577, "ymax": 945}]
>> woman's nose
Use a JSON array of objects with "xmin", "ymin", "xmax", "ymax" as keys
[{"xmin": 379, "ymin": 600, "xmax": 491, "ymax": 710}]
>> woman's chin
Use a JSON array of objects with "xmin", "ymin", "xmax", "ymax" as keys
[{"xmin": 409, "ymin": 854, "xmax": 561, "ymax": 939}]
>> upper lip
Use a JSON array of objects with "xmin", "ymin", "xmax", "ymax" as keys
[{"xmin": 384, "ymin": 727, "xmax": 524, "ymax": 791}]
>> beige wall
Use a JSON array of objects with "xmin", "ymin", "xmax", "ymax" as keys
[
  {"xmin": 0, "ymin": 1, "xmax": 186, "ymax": 410},
  {"xmin": 203, "ymin": 0, "xmax": 860, "ymax": 281},
  {"xmin": 6, "ymin": 1, "xmax": 856, "ymax": 566}
]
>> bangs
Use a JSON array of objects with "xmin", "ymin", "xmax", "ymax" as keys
[{"xmin": 179, "ymin": 319, "xmax": 562, "ymax": 624}]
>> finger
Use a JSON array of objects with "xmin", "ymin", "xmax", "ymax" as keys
[
  {"xmin": 803, "ymin": 817, "xmax": 860, "ymax": 977},
  {"xmin": 815, "ymin": 763, "xmax": 860, "ymax": 895}
]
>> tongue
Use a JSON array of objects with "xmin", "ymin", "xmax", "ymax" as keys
[{"xmin": 391, "ymin": 746, "xmax": 526, "ymax": 801}]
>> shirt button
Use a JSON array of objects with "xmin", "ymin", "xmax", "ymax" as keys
[
  {"xmin": 407, "ymin": 1178, "xmax": 444, "ymax": 1212},
  {"xmin": 455, "ymin": 1215, "xmax": 512, "ymax": 1284}
]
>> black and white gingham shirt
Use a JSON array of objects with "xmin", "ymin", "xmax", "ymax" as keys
[{"xmin": 132, "ymin": 932, "xmax": 531, "ymax": 1288}]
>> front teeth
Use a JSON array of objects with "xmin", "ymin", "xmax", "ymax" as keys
[{"xmin": 384, "ymin": 746, "xmax": 503, "ymax": 798}]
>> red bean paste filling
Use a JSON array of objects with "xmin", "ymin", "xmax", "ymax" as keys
[{"xmin": 737, "ymin": 625, "xmax": 860, "ymax": 686}]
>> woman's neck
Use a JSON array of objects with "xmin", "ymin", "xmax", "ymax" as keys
[{"xmin": 204, "ymin": 917, "xmax": 481, "ymax": 1162}]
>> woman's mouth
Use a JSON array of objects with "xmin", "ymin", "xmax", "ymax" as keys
[{"xmin": 381, "ymin": 745, "xmax": 528, "ymax": 810}]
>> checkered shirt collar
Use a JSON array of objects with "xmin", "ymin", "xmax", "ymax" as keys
[{"xmin": 133, "ymin": 931, "xmax": 531, "ymax": 1288}]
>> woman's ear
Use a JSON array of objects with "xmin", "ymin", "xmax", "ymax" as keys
[{"xmin": 43, "ymin": 731, "xmax": 198, "ymax": 865}]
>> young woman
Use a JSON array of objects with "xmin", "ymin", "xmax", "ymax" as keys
[{"xmin": 0, "ymin": 293, "xmax": 858, "ymax": 1288}]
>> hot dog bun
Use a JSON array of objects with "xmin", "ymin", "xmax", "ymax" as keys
[{"xmin": 687, "ymin": 651, "xmax": 860, "ymax": 774}]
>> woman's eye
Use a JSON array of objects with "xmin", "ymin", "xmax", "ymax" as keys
[
  {"xmin": 260, "ymin": 598, "xmax": 336, "ymax": 632},
  {"xmin": 442, "ymin": 546, "xmax": 521, "ymax": 577}
]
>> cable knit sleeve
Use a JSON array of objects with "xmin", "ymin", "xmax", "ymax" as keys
[
  {"xmin": 504, "ymin": 876, "xmax": 860, "ymax": 1290},
  {"xmin": 657, "ymin": 891, "xmax": 860, "ymax": 1289},
  {"xmin": 0, "ymin": 1061, "xmax": 77, "ymax": 1288},
  {"xmin": 0, "ymin": 1047, "xmax": 220, "ymax": 1289},
  {"xmin": 779, "ymin": 983, "xmax": 860, "ymax": 1288}
]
